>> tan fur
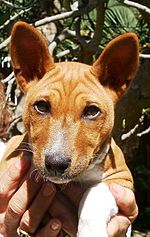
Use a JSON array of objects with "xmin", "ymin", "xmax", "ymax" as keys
[{"xmin": 1, "ymin": 22, "xmax": 139, "ymax": 191}]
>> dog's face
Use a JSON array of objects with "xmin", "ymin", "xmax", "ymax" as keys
[
  {"xmin": 10, "ymin": 22, "xmax": 139, "ymax": 183},
  {"xmin": 23, "ymin": 62, "xmax": 115, "ymax": 183}
]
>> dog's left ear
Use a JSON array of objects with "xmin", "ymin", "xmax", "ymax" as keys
[
  {"xmin": 91, "ymin": 33, "xmax": 139, "ymax": 101},
  {"xmin": 10, "ymin": 21, "xmax": 54, "ymax": 93}
]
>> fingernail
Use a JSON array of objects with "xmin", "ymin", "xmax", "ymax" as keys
[
  {"xmin": 15, "ymin": 156, "xmax": 30, "ymax": 170},
  {"xmin": 43, "ymin": 182, "xmax": 55, "ymax": 197},
  {"xmin": 51, "ymin": 221, "xmax": 60, "ymax": 231}
]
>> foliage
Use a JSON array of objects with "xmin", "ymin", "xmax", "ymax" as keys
[
  {"xmin": 103, "ymin": 0, "xmax": 149, "ymax": 47},
  {"xmin": 130, "ymin": 108, "xmax": 150, "ymax": 230}
]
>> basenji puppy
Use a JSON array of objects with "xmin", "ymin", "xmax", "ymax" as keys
[{"xmin": 1, "ymin": 22, "xmax": 139, "ymax": 237}]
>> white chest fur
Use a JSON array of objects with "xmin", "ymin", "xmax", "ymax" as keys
[{"xmin": 77, "ymin": 183, "xmax": 118, "ymax": 237}]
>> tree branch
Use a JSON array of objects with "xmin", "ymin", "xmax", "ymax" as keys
[
  {"xmin": 137, "ymin": 126, "xmax": 150, "ymax": 137},
  {"xmin": 90, "ymin": 2, "xmax": 105, "ymax": 49},
  {"xmin": 121, "ymin": 112, "xmax": 149, "ymax": 140},
  {"xmin": 34, "ymin": 10, "xmax": 75, "ymax": 27},
  {"xmin": 76, "ymin": 1, "xmax": 105, "ymax": 63},
  {"xmin": 34, "ymin": 0, "xmax": 100, "ymax": 27},
  {"xmin": 123, "ymin": 0, "xmax": 150, "ymax": 14},
  {"xmin": 0, "ymin": 8, "xmax": 31, "ymax": 31},
  {"xmin": 0, "ymin": 0, "xmax": 36, "ymax": 10},
  {"xmin": 56, "ymin": 46, "xmax": 79, "ymax": 59},
  {"xmin": 121, "ymin": 124, "xmax": 139, "ymax": 140},
  {"xmin": 0, "ymin": 0, "xmax": 99, "ymax": 50},
  {"xmin": 48, "ymin": 28, "xmax": 76, "ymax": 53},
  {"xmin": 0, "ymin": 36, "xmax": 10, "ymax": 50},
  {"xmin": 1, "ymin": 72, "xmax": 14, "ymax": 83},
  {"xmin": 140, "ymin": 53, "xmax": 150, "ymax": 59}
]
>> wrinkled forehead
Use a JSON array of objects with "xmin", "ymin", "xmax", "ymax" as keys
[
  {"xmin": 26, "ymin": 61, "xmax": 111, "ymax": 106},
  {"xmin": 37, "ymin": 61, "xmax": 95, "ymax": 92}
]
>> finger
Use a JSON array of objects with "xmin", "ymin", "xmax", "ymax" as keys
[
  {"xmin": 3, "ymin": 172, "xmax": 43, "ymax": 236},
  {"xmin": 36, "ymin": 218, "xmax": 62, "ymax": 237},
  {"xmin": 49, "ymin": 193, "xmax": 77, "ymax": 237},
  {"xmin": 109, "ymin": 183, "xmax": 138, "ymax": 222},
  {"xmin": 20, "ymin": 182, "xmax": 56, "ymax": 234},
  {"xmin": 0, "ymin": 157, "xmax": 30, "ymax": 212},
  {"xmin": 107, "ymin": 214, "xmax": 130, "ymax": 237}
]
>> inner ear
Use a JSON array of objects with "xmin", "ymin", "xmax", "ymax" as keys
[
  {"xmin": 10, "ymin": 22, "xmax": 55, "ymax": 92},
  {"xmin": 92, "ymin": 33, "xmax": 139, "ymax": 98}
]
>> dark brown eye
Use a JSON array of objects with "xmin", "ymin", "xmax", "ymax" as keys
[
  {"xmin": 34, "ymin": 100, "xmax": 50, "ymax": 115},
  {"xmin": 83, "ymin": 105, "xmax": 101, "ymax": 120}
]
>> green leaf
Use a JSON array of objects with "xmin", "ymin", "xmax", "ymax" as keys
[
  {"xmin": 105, "ymin": 5, "xmax": 138, "ymax": 32},
  {"xmin": 107, "ymin": 0, "xmax": 122, "ymax": 8}
]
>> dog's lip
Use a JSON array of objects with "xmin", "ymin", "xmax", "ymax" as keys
[
  {"xmin": 44, "ymin": 176, "xmax": 71, "ymax": 184},
  {"xmin": 42, "ymin": 169, "xmax": 79, "ymax": 184}
]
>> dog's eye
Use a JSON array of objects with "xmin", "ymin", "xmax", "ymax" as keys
[
  {"xmin": 34, "ymin": 100, "xmax": 50, "ymax": 115},
  {"xmin": 83, "ymin": 105, "xmax": 101, "ymax": 120}
]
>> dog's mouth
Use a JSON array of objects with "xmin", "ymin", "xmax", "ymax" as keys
[
  {"xmin": 38, "ymin": 155, "xmax": 103, "ymax": 185},
  {"xmin": 33, "ymin": 160, "xmax": 90, "ymax": 184},
  {"xmin": 32, "ymin": 140, "xmax": 110, "ymax": 184},
  {"xmin": 42, "ymin": 168, "xmax": 74, "ymax": 184},
  {"xmin": 33, "ymin": 151, "xmax": 90, "ymax": 184}
]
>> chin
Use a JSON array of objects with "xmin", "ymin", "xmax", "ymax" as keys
[{"xmin": 47, "ymin": 176, "xmax": 72, "ymax": 184}]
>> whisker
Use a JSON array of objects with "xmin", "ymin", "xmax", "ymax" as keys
[
  {"xmin": 77, "ymin": 176, "xmax": 86, "ymax": 189},
  {"xmin": 30, "ymin": 168, "xmax": 39, "ymax": 178},
  {"xmin": 35, "ymin": 172, "xmax": 42, "ymax": 183},
  {"xmin": 29, "ymin": 168, "xmax": 43, "ymax": 183},
  {"xmin": 43, "ymin": 176, "xmax": 49, "ymax": 182}
]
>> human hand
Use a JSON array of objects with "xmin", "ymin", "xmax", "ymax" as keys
[
  {"xmin": 0, "ymin": 157, "xmax": 62, "ymax": 237},
  {"xmin": 40, "ymin": 182, "xmax": 138, "ymax": 237},
  {"xmin": 108, "ymin": 183, "xmax": 138, "ymax": 237},
  {"xmin": 0, "ymin": 156, "xmax": 138, "ymax": 237},
  {"xmin": 57, "ymin": 183, "xmax": 138, "ymax": 237}
]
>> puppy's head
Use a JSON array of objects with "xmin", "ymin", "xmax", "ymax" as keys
[{"xmin": 10, "ymin": 22, "xmax": 139, "ymax": 183}]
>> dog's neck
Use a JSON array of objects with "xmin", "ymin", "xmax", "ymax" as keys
[{"xmin": 75, "ymin": 139, "xmax": 111, "ymax": 187}]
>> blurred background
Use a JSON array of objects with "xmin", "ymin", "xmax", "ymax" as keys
[{"xmin": 0, "ymin": 0, "xmax": 150, "ymax": 235}]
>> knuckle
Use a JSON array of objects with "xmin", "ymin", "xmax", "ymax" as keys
[
  {"xmin": 130, "ymin": 204, "xmax": 139, "ymax": 222},
  {"xmin": 128, "ymin": 191, "xmax": 136, "ymax": 206},
  {"xmin": 108, "ymin": 215, "xmax": 130, "ymax": 237},
  {"xmin": 117, "ymin": 217, "xmax": 130, "ymax": 236},
  {"xmin": 8, "ymin": 199, "xmax": 24, "ymax": 218},
  {"xmin": 0, "ymin": 183, "xmax": 7, "ymax": 198},
  {"xmin": 108, "ymin": 222, "xmax": 120, "ymax": 237},
  {"xmin": 20, "ymin": 213, "xmax": 30, "ymax": 230},
  {"xmin": 7, "ymin": 168, "xmax": 19, "ymax": 182},
  {"xmin": 120, "ymin": 224, "xmax": 129, "ymax": 233},
  {"xmin": 20, "ymin": 212, "xmax": 36, "ymax": 233}
]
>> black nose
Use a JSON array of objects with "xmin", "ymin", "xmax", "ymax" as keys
[{"xmin": 45, "ymin": 152, "xmax": 70, "ymax": 175}]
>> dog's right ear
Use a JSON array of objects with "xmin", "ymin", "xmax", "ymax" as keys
[{"xmin": 10, "ymin": 22, "xmax": 55, "ymax": 93}]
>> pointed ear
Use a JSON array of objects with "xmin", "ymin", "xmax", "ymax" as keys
[
  {"xmin": 91, "ymin": 33, "xmax": 139, "ymax": 100},
  {"xmin": 10, "ymin": 22, "xmax": 55, "ymax": 93}
]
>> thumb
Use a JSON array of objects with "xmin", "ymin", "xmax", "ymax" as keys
[
  {"xmin": 109, "ymin": 183, "xmax": 138, "ymax": 222},
  {"xmin": 107, "ymin": 214, "xmax": 131, "ymax": 237}
]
